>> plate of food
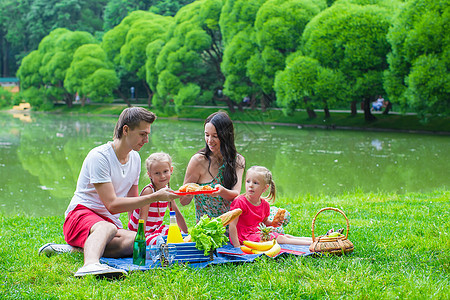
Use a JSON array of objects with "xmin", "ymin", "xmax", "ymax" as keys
[{"xmin": 172, "ymin": 183, "xmax": 219, "ymax": 195}]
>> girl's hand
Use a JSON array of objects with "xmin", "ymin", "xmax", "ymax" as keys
[{"xmin": 272, "ymin": 219, "xmax": 284, "ymax": 227}]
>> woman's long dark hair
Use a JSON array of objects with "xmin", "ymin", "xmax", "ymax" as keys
[{"xmin": 199, "ymin": 111, "xmax": 242, "ymax": 189}]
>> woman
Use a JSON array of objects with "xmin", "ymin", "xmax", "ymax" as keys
[{"xmin": 180, "ymin": 111, "xmax": 245, "ymax": 222}]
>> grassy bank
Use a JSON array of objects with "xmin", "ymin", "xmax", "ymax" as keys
[
  {"xmin": 43, "ymin": 104, "xmax": 450, "ymax": 134},
  {"xmin": 1, "ymin": 190, "xmax": 448, "ymax": 299}
]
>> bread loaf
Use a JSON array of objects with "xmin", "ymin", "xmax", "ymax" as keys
[{"xmin": 272, "ymin": 208, "xmax": 286, "ymax": 227}]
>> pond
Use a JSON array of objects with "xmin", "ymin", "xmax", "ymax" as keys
[{"xmin": 0, "ymin": 111, "xmax": 448, "ymax": 217}]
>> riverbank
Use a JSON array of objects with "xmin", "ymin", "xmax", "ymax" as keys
[
  {"xmin": 1, "ymin": 190, "xmax": 448, "ymax": 299},
  {"xmin": 10, "ymin": 103, "xmax": 449, "ymax": 134}
]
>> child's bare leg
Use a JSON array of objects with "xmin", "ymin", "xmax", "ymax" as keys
[
  {"xmin": 284, "ymin": 234, "xmax": 313, "ymax": 242},
  {"xmin": 276, "ymin": 235, "xmax": 312, "ymax": 245}
]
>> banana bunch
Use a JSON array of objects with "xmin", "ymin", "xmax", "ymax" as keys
[{"xmin": 240, "ymin": 239, "xmax": 281, "ymax": 257}]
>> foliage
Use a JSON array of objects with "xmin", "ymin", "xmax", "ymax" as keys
[
  {"xmin": 64, "ymin": 44, "xmax": 119, "ymax": 104},
  {"xmin": 150, "ymin": 0, "xmax": 225, "ymax": 110},
  {"xmin": 0, "ymin": 0, "xmax": 107, "ymax": 77},
  {"xmin": 274, "ymin": 54, "xmax": 346, "ymax": 114},
  {"xmin": 247, "ymin": 0, "xmax": 326, "ymax": 105},
  {"xmin": 17, "ymin": 28, "xmax": 98, "ymax": 107},
  {"xmin": 220, "ymin": 0, "xmax": 263, "ymax": 103},
  {"xmin": 384, "ymin": 0, "xmax": 449, "ymax": 118},
  {"xmin": 301, "ymin": 2, "xmax": 394, "ymax": 119}
]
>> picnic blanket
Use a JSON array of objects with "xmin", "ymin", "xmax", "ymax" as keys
[{"xmin": 100, "ymin": 243, "xmax": 313, "ymax": 271}]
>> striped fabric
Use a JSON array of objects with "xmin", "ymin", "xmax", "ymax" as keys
[{"xmin": 128, "ymin": 184, "xmax": 170, "ymax": 245}]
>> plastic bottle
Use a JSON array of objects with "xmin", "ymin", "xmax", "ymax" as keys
[
  {"xmin": 133, "ymin": 219, "xmax": 146, "ymax": 265},
  {"xmin": 167, "ymin": 211, "xmax": 184, "ymax": 243}
]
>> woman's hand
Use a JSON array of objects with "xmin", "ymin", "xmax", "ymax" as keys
[
  {"xmin": 179, "ymin": 194, "xmax": 194, "ymax": 206},
  {"xmin": 211, "ymin": 184, "xmax": 224, "ymax": 197}
]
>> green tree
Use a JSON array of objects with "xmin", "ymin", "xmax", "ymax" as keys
[
  {"xmin": 151, "ymin": 0, "xmax": 225, "ymax": 111},
  {"xmin": 120, "ymin": 12, "xmax": 173, "ymax": 106},
  {"xmin": 104, "ymin": 0, "xmax": 194, "ymax": 31},
  {"xmin": 219, "ymin": 0, "xmax": 266, "ymax": 110},
  {"xmin": 302, "ymin": 3, "xmax": 392, "ymax": 121},
  {"xmin": 384, "ymin": 0, "xmax": 449, "ymax": 118},
  {"xmin": 64, "ymin": 44, "xmax": 119, "ymax": 105},
  {"xmin": 274, "ymin": 54, "xmax": 346, "ymax": 118},
  {"xmin": 17, "ymin": 28, "xmax": 98, "ymax": 108},
  {"xmin": 247, "ymin": 0, "xmax": 326, "ymax": 110}
]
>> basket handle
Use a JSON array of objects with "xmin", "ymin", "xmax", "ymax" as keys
[{"xmin": 311, "ymin": 207, "xmax": 350, "ymax": 242}]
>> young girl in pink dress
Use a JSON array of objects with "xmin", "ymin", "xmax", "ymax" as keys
[
  {"xmin": 229, "ymin": 166, "xmax": 312, "ymax": 247},
  {"xmin": 128, "ymin": 152, "xmax": 188, "ymax": 245}
]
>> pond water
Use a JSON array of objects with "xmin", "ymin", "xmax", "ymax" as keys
[{"xmin": 0, "ymin": 111, "xmax": 448, "ymax": 217}]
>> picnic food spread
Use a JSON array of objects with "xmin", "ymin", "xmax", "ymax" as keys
[
  {"xmin": 173, "ymin": 183, "xmax": 218, "ymax": 195},
  {"xmin": 179, "ymin": 183, "xmax": 214, "ymax": 192}
]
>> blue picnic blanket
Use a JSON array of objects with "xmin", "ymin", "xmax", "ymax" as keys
[{"xmin": 100, "ymin": 243, "xmax": 312, "ymax": 271}]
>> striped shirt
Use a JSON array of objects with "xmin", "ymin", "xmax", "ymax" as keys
[{"xmin": 128, "ymin": 183, "xmax": 169, "ymax": 245}]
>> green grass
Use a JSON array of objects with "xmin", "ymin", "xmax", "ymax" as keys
[
  {"xmin": 42, "ymin": 103, "xmax": 450, "ymax": 133},
  {"xmin": 1, "ymin": 190, "xmax": 449, "ymax": 299}
]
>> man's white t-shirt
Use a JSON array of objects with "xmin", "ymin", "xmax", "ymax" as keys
[{"xmin": 65, "ymin": 141, "xmax": 141, "ymax": 228}]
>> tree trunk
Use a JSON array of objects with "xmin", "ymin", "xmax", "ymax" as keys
[
  {"xmin": 65, "ymin": 93, "xmax": 73, "ymax": 108},
  {"xmin": 350, "ymin": 101, "xmax": 357, "ymax": 116},
  {"xmin": 260, "ymin": 95, "xmax": 266, "ymax": 112},
  {"xmin": 363, "ymin": 97, "xmax": 377, "ymax": 121},
  {"xmin": 382, "ymin": 101, "xmax": 392, "ymax": 115},
  {"xmin": 223, "ymin": 96, "xmax": 236, "ymax": 113},
  {"xmin": 250, "ymin": 94, "xmax": 257, "ymax": 110},
  {"xmin": 1, "ymin": 36, "xmax": 9, "ymax": 77},
  {"xmin": 142, "ymin": 80, "xmax": 152, "ymax": 107},
  {"xmin": 115, "ymin": 89, "xmax": 132, "ymax": 107},
  {"xmin": 304, "ymin": 97, "xmax": 317, "ymax": 119},
  {"xmin": 324, "ymin": 106, "xmax": 331, "ymax": 119}
]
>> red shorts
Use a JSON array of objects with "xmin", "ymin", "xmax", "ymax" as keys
[{"xmin": 63, "ymin": 204, "xmax": 116, "ymax": 248}]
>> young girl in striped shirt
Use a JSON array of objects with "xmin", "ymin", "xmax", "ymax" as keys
[{"xmin": 128, "ymin": 152, "xmax": 188, "ymax": 245}]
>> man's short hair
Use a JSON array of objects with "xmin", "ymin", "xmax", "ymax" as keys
[{"xmin": 113, "ymin": 107, "xmax": 156, "ymax": 139}]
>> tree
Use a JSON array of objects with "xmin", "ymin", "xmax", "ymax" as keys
[
  {"xmin": 274, "ymin": 54, "xmax": 346, "ymax": 118},
  {"xmin": 247, "ymin": 0, "xmax": 326, "ymax": 110},
  {"xmin": 104, "ymin": 0, "xmax": 195, "ymax": 31},
  {"xmin": 384, "ymin": 0, "xmax": 449, "ymax": 118},
  {"xmin": 120, "ymin": 12, "xmax": 173, "ymax": 106},
  {"xmin": 302, "ymin": 3, "xmax": 392, "ymax": 121},
  {"xmin": 219, "ymin": 0, "xmax": 266, "ymax": 110},
  {"xmin": 64, "ymin": 44, "xmax": 119, "ymax": 105},
  {"xmin": 17, "ymin": 28, "xmax": 98, "ymax": 108},
  {"xmin": 151, "ymin": 0, "xmax": 226, "ymax": 111}
]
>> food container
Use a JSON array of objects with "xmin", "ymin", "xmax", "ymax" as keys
[
  {"xmin": 309, "ymin": 207, "xmax": 354, "ymax": 255},
  {"xmin": 157, "ymin": 235, "xmax": 213, "ymax": 263}
]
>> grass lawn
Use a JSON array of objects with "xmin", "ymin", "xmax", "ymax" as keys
[{"xmin": 1, "ymin": 190, "xmax": 448, "ymax": 299}]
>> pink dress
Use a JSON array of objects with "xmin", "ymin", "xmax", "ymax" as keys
[
  {"xmin": 230, "ymin": 195, "xmax": 281, "ymax": 244},
  {"xmin": 128, "ymin": 183, "xmax": 169, "ymax": 245}
]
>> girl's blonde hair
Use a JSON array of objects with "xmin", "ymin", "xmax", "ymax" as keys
[
  {"xmin": 247, "ymin": 165, "xmax": 276, "ymax": 203},
  {"xmin": 145, "ymin": 152, "xmax": 172, "ymax": 173}
]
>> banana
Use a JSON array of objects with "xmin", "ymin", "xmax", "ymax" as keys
[
  {"xmin": 240, "ymin": 246, "xmax": 254, "ymax": 254},
  {"xmin": 243, "ymin": 239, "xmax": 276, "ymax": 251},
  {"xmin": 262, "ymin": 241, "xmax": 281, "ymax": 257},
  {"xmin": 251, "ymin": 241, "xmax": 281, "ymax": 257}
]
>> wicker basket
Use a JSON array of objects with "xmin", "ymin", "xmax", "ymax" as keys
[{"xmin": 309, "ymin": 207, "xmax": 354, "ymax": 255}]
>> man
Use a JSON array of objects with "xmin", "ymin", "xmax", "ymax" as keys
[{"xmin": 39, "ymin": 107, "xmax": 179, "ymax": 278}]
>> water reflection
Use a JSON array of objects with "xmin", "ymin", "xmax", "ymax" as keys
[{"xmin": 0, "ymin": 112, "xmax": 448, "ymax": 217}]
